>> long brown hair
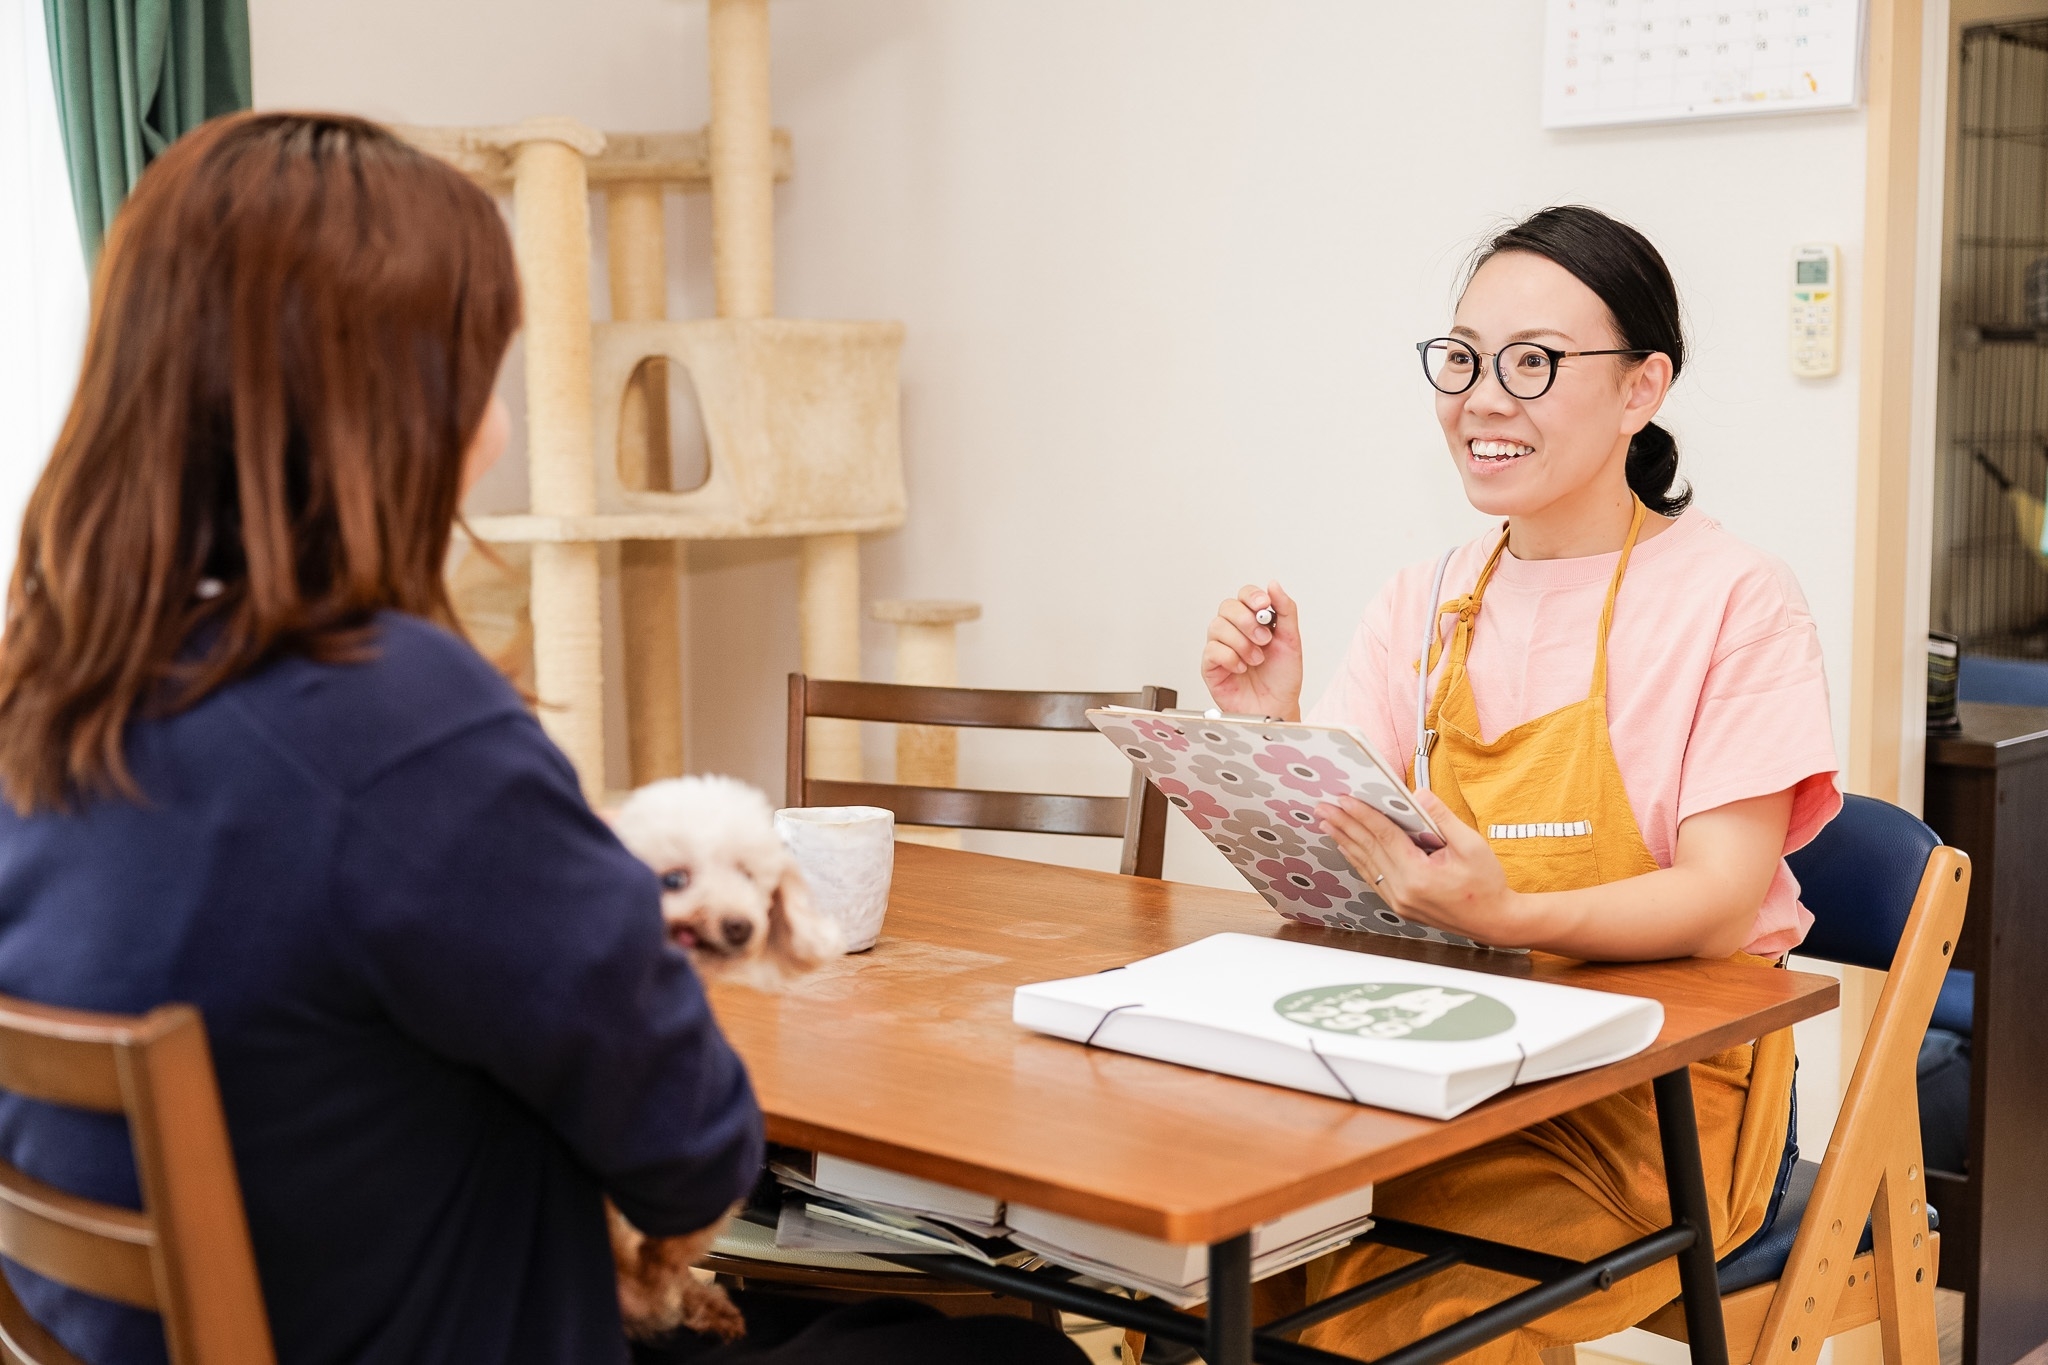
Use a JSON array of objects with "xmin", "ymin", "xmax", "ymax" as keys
[{"xmin": 0, "ymin": 111, "xmax": 521, "ymax": 812}]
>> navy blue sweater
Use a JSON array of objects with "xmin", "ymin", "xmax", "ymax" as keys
[{"xmin": 0, "ymin": 613, "xmax": 763, "ymax": 1364}]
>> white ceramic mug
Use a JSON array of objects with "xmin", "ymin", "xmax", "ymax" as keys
[{"xmin": 773, "ymin": 806, "xmax": 895, "ymax": 952}]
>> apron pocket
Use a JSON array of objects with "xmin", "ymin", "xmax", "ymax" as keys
[{"xmin": 1486, "ymin": 827, "xmax": 1602, "ymax": 894}]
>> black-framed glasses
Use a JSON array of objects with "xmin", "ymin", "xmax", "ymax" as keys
[{"xmin": 1416, "ymin": 336, "xmax": 1653, "ymax": 401}]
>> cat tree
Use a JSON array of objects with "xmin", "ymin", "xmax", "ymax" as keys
[{"xmin": 403, "ymin": 0, "xmax": 905, "ymax": 800}]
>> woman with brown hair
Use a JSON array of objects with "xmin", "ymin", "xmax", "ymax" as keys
[
  {"xmin": 0, "ymin": 108, "xmax": 757, "ymax": 1365},
  {"xmin": 0, "ymin": 113, "xmax": 1079, "ymax": 1365}
]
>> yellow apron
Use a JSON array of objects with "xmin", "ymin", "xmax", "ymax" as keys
[{"xmin": 1294, "ymin": 503, "xmax": 1798, "ymax": 1365}]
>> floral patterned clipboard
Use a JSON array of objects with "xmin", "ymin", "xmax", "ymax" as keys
[{"xmin": 1087, "ymin": 708, "xmax": 1522, "ymax": 953}]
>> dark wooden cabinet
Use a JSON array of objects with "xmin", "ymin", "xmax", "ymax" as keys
[{"xmin": 1922, "ymin": 703, "xmax": 2048, "ymax": 1365}]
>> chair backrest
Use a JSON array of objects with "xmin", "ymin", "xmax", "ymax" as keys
[
  {"xmin": 787, "ymin": 675, "xmax": 1176, "ymax": 877},
  {"xmin": 0, "ymin": 996, "xmax": 275, "ymax": 1365},
  {"xmin": 1785, "ymin": 793, "xmax": 1942, "ymax": 972}
]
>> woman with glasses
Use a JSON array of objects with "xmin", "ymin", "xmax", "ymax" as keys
[{"xmin": 1201, "ymin": 206, "xmax": 1837, "ymax": 1362}]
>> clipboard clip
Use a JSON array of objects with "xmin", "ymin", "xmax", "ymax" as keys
[{"xmin": 1159, "ymin": 707, "xmax": 1290, "ymax": 724}]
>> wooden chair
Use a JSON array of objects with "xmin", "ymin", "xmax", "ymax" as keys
[
  {"xmin": 0, "ymin": 995, "xmax": 274, "ymax": 1365},
  {"xmin": 703, "ymin": 676, "xmax": 1178, "ymax": 1322},
  {"xmin": 1636, "ymin": 794, "xmax": 1968, "ymax": 1365},
  {"xmin": 784, "ymin": 674, "xmax": 1177, "ymax": 876}
]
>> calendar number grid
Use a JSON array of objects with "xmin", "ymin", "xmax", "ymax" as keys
[{"xmin": 1543, "ymin": 0, "xmax": 1864, "ymax": 129}]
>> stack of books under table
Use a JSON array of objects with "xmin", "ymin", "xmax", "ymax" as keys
[{"xmin": 753, "ymin": 1147, "xmax": 1375, "ymax": 1307}]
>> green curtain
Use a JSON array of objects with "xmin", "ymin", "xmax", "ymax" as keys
[{"xmin": 42, "ymin": 0, "xmax": 251, "ymax": 266}]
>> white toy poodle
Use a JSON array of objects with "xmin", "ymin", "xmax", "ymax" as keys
[
  {"xmin": 612, "ymin": 774, "xmax": 845, "ymax": 976},
  {"xmin": 604, "ymin": 774, "xmax": 844, "ymax": 1343}
]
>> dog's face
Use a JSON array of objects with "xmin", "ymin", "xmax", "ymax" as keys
[{"xmin": 611, "ymin": 776, "xmax": 843, "ymax": 974}]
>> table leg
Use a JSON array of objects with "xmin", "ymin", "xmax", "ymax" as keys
[
  {"xmin": 1207, "ymin": 1233, "xmax": 1253, "ymax": 1365},
  {"xmin": 1653, "ymin": 1068, "xmax": 1729, "ymax": 1365}
]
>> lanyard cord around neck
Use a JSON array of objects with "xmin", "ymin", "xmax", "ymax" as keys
[
  {"xmin": 1409, "ymin": 503, "xmax": 1647, "ymax": 793},
  {"xmin": 1413, "ymin": 545, "xmax": 1457, "ymax": 794}
]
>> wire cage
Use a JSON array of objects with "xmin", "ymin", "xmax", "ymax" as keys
[{"xmin": 1938, "ymin": 21, "xmax": 2048, "ymax": 658}]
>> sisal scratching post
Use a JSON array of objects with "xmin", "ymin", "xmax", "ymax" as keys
[
  {"xmin": 711, "ymin": 0, "xmax": 864, "ymax": 782},
  {"xmin": 530, "ymin": 542, "xmax": 604, "ymax": 793},
  {"xmin": 872, "ymin": 600, "xmax": 980, "ymax": 847},
  {"xmin": 709, "ymin": 0, "xmax": 775, "ymax": 321},
  {"xmin": 507, "ymin": 121, "xmax": 608, "ymax": 800},
  {"xmin": 607, "ymin": 181, "xmax": 686, "ymax": 785},
  {"xmin": 799, "ymin": 534, "xmax": 864, "ymax": 781}
]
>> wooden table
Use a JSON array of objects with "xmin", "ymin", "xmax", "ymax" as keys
[
  {"xmin": 709, "ymin": 844, "xmax": 1839, "ymax": 1365},
  {"xmin": 1923, "ymin": 702, "xmax": 2048, "ymax": 1365}
]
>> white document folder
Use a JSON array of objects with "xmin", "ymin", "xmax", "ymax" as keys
[{"xmin": 1013, "ymin": 934, "xmax": 1663, "ymax": 1119}]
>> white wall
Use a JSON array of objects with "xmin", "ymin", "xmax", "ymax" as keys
[{"xmin": 251, "ymin": 0, "xmax": 1864, "ymax": 1146}]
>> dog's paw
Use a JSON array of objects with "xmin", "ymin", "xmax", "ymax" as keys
[
  {"xmin": 607, "ymin": 1200, "xmax": 742, "ymax": 1343},
  {"xmin": 613, "ymin": 1257, "xmax": 683, "ymax": 1343},
  {"xmin": 677, "ymin": 1279, "xmax": 747, "ymax": 1343}
]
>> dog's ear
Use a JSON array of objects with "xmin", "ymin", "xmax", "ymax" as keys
[{"xmin": 767, "ymin": 860, "xmax": 843, "ymax": 967}]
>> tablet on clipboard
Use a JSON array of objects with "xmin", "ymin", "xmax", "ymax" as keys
[{"xmin": 1086, "ymin": 707, "xmax": 1521, "ymax": 953}]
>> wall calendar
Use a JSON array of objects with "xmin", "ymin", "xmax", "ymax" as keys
[{"xmin": 1542, "ymin": 0, "xmax": 1865, "ymax": 128}]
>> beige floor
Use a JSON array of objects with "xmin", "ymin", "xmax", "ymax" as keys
[
  {"xmin": 1938, "ymin": 1289, "xmax": 1967, "ymax": 1365},
  {"xmin": 1068, "ymin": 1290, "xmax": 1967, "ymax": 1365}
]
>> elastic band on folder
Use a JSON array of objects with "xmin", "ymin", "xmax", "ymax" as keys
[
  {"xmin": 1083, "ymin": 1002, "xmax": 1144, "ymax": 1047},
  {"xmin": 1307, "ymin": 1040, "xmax": 1364, "ymax": 1104}
]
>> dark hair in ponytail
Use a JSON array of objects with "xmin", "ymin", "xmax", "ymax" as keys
[{"xmin": 1469, "ymin": 206, "xmax": 1692, "ymax": 516}]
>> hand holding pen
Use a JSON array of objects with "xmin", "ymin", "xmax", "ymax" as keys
[{"xmin": 1201, "ymin": 581, "xmax": 1304, "ymax": 721}]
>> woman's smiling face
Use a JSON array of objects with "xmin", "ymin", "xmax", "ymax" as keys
[{"xmin": 1436, "ymin": 250, "xmax": 1671, "ymax": 522}]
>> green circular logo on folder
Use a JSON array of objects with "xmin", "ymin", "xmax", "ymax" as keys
[{"xmin": 1274, "ymin": 983, "xmax": 1516, "ymax": 1041}]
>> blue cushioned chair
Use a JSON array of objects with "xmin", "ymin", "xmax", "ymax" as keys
[
  {"xmin": 1918, "ymin": 968, "xmax": 1973, "ymax": 1176},
  {"xmin": 1928, "ymin": 970, "xmax": 1972, "ymax": 1037},
  {"xmin": 1637, "ymin": 794, "xmax": 1968, "ymax": 1365},
  {"xmin": 1956, "ymin": 653, "xmax": 2048, "ymax": 707}
]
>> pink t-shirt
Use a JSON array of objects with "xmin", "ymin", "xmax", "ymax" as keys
[{"xmin": 1306, "ymin": 507, "xmax": 1840, "ymax": 957}]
